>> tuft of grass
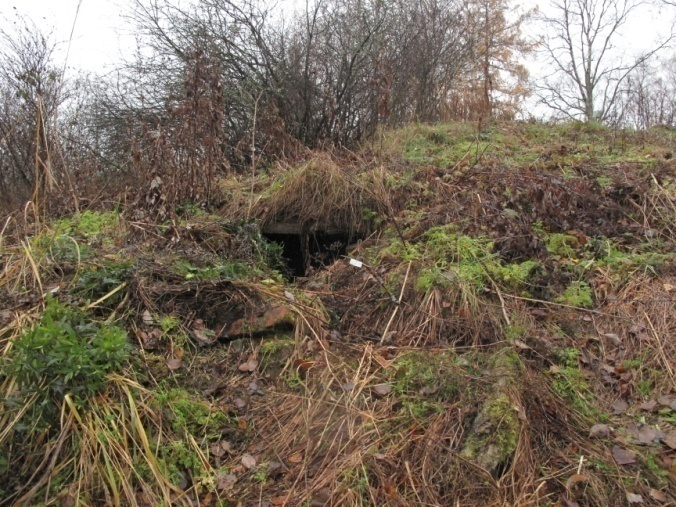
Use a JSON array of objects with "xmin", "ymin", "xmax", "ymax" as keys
[{"xmin": 262, "ymin": 154, "xmax": 385, "ymax": 238}]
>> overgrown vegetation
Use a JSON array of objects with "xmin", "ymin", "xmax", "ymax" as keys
[{"xmin": 1, "ymin": 121, "xmax": 675, "ymax": 506}]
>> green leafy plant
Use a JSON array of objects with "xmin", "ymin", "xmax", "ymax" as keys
[
  {"xmin": 76, "ymin": 260, "xmax": 132, "ymax": 305},
  {"xmin": 174, "ymin": 259, "xmax": 260, "ymax": 281},
  {"xmin": 3, "ymin": 297, "xmax": 129, "ymax": 427}
]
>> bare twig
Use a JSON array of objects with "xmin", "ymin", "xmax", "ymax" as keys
[{"xmin": 380, "ymin": 261, "xmax": 412, "ymax": 344}]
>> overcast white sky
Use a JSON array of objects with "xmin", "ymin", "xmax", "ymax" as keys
[
  {"xmin": 0, "ymin": 0, "xmax": 133, "ymax": 75},
  {"xmin": 0, "ymin": 0, "xmax": 673, "ymax": 76}
]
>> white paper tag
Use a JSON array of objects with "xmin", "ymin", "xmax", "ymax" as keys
[{"xmin": 349, "ymin": 258, "xmax": 363, "ymax": 268}]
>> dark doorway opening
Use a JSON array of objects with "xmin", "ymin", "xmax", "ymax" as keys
[
  {"xmin": 263, "ymin": 226, "xmax": 352, "ymax": 278},
  {"xmin": 308, "ymin": 231, "xmax": 349, "ymax": 272},
  {"xmin": 263, "ymin": 232, "xmax": 306, "ymax": 277}
]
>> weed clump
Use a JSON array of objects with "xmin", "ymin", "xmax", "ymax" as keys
[{"xmin": 2, "ymin": 297, "xmax": 129, "ymax": 428}]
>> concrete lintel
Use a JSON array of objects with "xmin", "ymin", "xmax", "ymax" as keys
[{"xmin": 263, "ymin": 222, "xmax": 346, "ymax": 236}]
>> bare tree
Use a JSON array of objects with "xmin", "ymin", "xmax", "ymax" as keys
[
  {"xmin": 102, "ymin": 0, "xmax": 533, "ymax": 182},
  {"xmin": 0, "ymin": 17, "xmax": 68, "ymax": 210},
  {"xmin": 609, "ymin": 56, "xmax": 676, "ymax": 128},
  {"xmin": 537, "ymin": 0, "xmax": 674, "ymax": 122}
]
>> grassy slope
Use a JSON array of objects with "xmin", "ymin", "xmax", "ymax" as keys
[{"xmin": 1, "ymin": 121, "xmax": 675, "ymax": 506}]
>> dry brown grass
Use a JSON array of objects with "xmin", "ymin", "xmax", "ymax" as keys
[
  {"xmin": 260, "ymin": 153, "xmax": 388, "ymax": 239},
  {"xmin": 2, "ymin": 120, "xmax": 675, "ymax": 507}
]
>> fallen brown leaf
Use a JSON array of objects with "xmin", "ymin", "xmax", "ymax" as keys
[
  {"xmin": 166, "ymin": 358, "xmax": 182, "ymax": 371},
  {"xmin": 373, "ymin": 354, "xmax": 394, "ymax": 369},
  {"xmin": 662, "ymin": 433, "xmax": 676, "ymax": 450},
  {"xmin": 0, "ymin": 310, "xmax": 13, "ymax": 323},
  {"xmin": 657, "ymin": 394, "xmax": 675, "ymax": 408},
  {"xmin": 142, "ymin": 309, "xmax": 154, "ymax": 325},
  {"xmin": 649, "ymin": 489, "xmax": 667, "ymax": 502},
  {"xmin": 602, "ymin": 332, "xmax": 622, "ymax": 345},
  {"xmin": 342, "ymin": 381, "xmax": 355, "ymax": 391},
  {"xmin": 238, "ymin": 359, "xmax": 258, "ymax": 372},
  {"xmin": 210, "ymin": 440, "xmax": 232, "ymax": 457},
  {"xmin": 193, "ymin": 328, "xmax": 217, "ymax": 346},
  {"xmin": 309, "ymin": 488, "xmax": 331, "ymax": 506},
  {"xmin": 294, "ymin": 358, "xmax": 315, "ymax": 372},
  {"xmin": 637, "ymin": 426, "xmax": 661, "ymax": 445},
  {"xmin": 216, "ymin": 472, "xmax": 237, "ymax": 491},
  {"xmin": 589, "ymin": 424, "xmax": 611, "ymax": 439},
  {"xmin": 612, "ymin": 399, "xmax": 629, "ymax": 415},
  {"xmin": 513, "ymin": 339, "xmax": 530, "ymax": 350},
  {"xmin": 612, "ymin": 446, "xmax": 637, "ymax": 465},
  {"xmin": 565, "ymin": 473, "xmax": 589, "ymax": 491},
  {"xmin": 626, "ymin": 492, "xmax": 643, "ymax": 504},
  {"xmin": 373, "ymin": 384, "xmax": 393, "ymax": 397},
  {"xmin": 241, "ymin": 453, "xmax": 256, "ymax": 469},
  {"xmin": 287, "ymin": 452, "xmax": 303, "ymax": 463},
  {"xmin": 639, "ymin": 400, "xmax": 658, "ymax": 412},
  {"xmin": 561, "ymin": 496, "xmax": 580, "ymax": 507}
]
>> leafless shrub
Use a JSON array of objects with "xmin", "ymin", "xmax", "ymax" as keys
[
  {"xmin": 0, "ymin": 18, "xmax": 66, "ymax": 214},
  {"xmin": 130, "ymin": 46, "xmax": 226, "ymax": 219}
]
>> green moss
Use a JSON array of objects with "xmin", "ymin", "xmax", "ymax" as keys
[
  {"xmin": 546, "ymin": 233, "xmax": 579, "ymax": 257},
  {"xmin": 595, "ymin": 176, "xmax": 613, "ymax": 188},
  {"xmin": 555, "ymin": 281, "xmax": 593, "ymax": 308},
  {"xmin": 458, "ymin": 349, "xmax": 523, "ymax": 475},
  {"xmin": 391, "ymin": 351, "xmax": 462, "ymax": 402},
  {"xmin": 550, "ymin": 350, "xmax": 598, "ymax": 419},
  {"xmin": 460, "ymin": 394, "xmax": 520, "ymax": 473},
  {"xmin": 52, "ymin": 210, "xmax": 121, "ymax": 240},
  {"xmin": 493, "ymin": 349, "xmax": 524, "ymax": 375},
  {"xmin": 153, "ymin": 388, "xmax": 232, "ymax": 437},
  {"xmin": 489, "ymin": 260, "xmax": 539, "ymax": 292}
]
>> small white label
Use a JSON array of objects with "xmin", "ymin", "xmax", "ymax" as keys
[{"xmin": 349, "ymin": 258, "xmax": 363, "ymax": 268}]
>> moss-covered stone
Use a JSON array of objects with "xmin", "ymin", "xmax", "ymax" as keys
[{"xmin": 460, "ymin": 350, "xmax": 523, "ymax": 476}]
